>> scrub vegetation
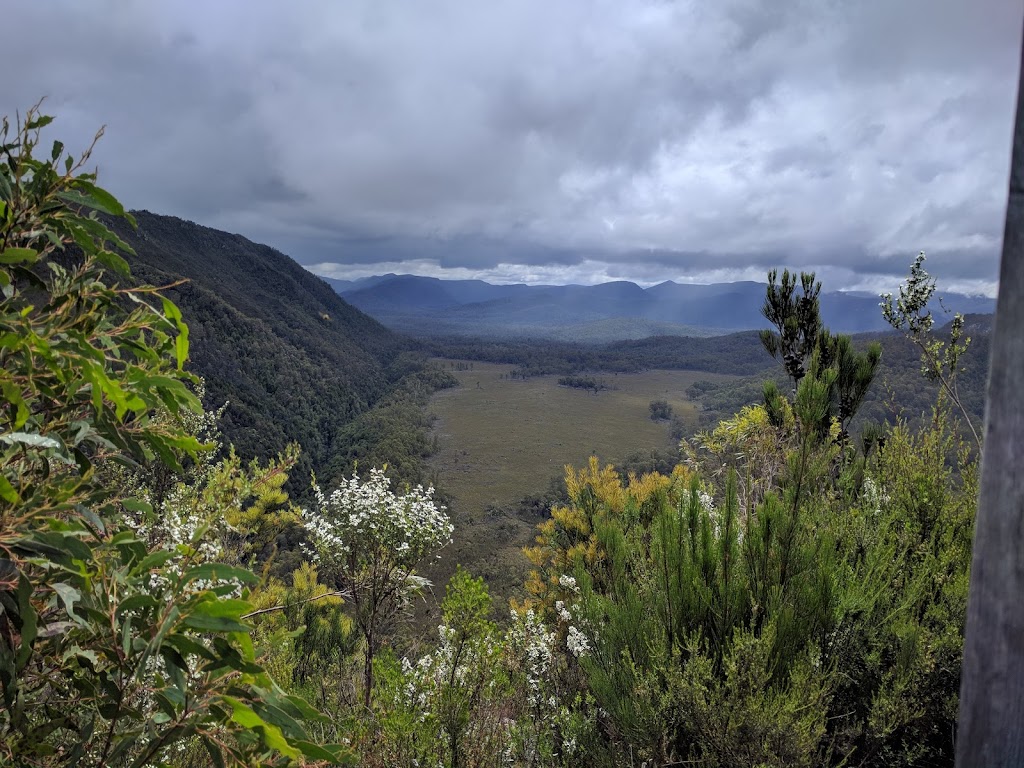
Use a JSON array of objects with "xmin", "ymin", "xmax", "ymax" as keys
[{"xmin": 1, "ymin": 111, "xmax": 981, "ymax": 767}]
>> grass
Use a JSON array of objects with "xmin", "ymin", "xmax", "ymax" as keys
[{"xmin": 420, "ymin": 360, "xmax": 739, "ymax": 604}]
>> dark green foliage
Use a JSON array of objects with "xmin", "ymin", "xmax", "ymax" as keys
[
  {"xmin": 617, "ymin": 448, "xmax": 680, "ymax": 478},
  {"xmin": 760, "ymin": 269, "xmax": 824, "ymax": 388},
  {"xmin": 759, "ymin": 270, "xmax": 881, "ymax": 442},
  {"xmin": 690, "ymin": 323, "xmax": 989, "ymax": 438},
  {"xmin": 323, "ymin": 357, "xmax": 457, "ymax": 489},
  {"xmin": 557, "ymin": 405, "xmax": 974, "ymax": 766},
  {"xmin": 556, "ymin": 458, "xmax": 836, "ymax": 764},
  {"xmin": 648, "ymin": 399, "xmax": 672, "ymax": 421},
  {"xmin": 558, "ymin": 375, "xmax": 611, "ymax": 392},
  {"xmin": 816, "ymin": 331, "xmax": 882, "ymax": 434},
  {"xmin": 426, "ymin": 332, "xmax": 775, "ymax": 377},
  {"xmin": 104, "ymin": 211, "xmax": 450, "ymax": 495},
  {"xmin": 0, "ymin": 108, "xmax": 348, "ymax": 767},
  {"xmin": 882, "ymin": 253, "xmax": 983, "ymax": 450}
]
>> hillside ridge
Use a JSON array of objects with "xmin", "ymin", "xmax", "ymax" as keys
[{"xmin": 106, "ymin": 210, "xmax": 411, "ymax": 485}]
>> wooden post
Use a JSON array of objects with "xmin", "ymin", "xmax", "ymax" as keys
[{"xmin": 956, "ymin": 18, "xmax": 1024, "ymax": 767}]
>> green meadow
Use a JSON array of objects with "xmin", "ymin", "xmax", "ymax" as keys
[{"xmin": 422, "ymin": 359, "xmax": 739, "ymax": 597}]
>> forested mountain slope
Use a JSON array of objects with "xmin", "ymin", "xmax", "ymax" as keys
[{"xmin": 107, "ymin": 211, "xmax": 419, "ymax": 484}]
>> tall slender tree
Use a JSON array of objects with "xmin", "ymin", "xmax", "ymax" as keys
[
  {"xmin": 759, "ymin": 269, "xmax": 823, "ymax": 391},
  {"xmin": 760, "ymin": 270, "xmax": 880, "ymax": 442}
]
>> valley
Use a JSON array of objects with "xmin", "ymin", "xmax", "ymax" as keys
[
  {"xmin": 421, "ymin": 360, "xmax": 740, "ymax": 598},
  {"xmin": 5, "ymin": 9, "xmax": 1013, "ymax": 758}
]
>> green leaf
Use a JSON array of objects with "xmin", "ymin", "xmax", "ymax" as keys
[
  {"xmin": 71, "ymin": 214, "xmax": 135, "ymax": 255},
  {"xmin": 222, "ymin": 696, "xmax": 299, "ymax": 759},
  {"xmin": 2, "ymin": 383, "xmax": 31, "ymax": 430},
  {"xmin": 282, "ymin": 694, "xmax": 333, "ymax": 724},
  {"xmin": 122, "ymin": 615, "xmax": 133, "ymax": 657},
  {"xmin": 25, "ymin": 114, "xmax": 54, "ymax": 130},
  {"xmin": 117, "ymin": 594, "xmax": 158, "ymax": 618},
  {"xmin": 57, "ymin": 181, "xmax": 126, "ymax": 218},
  {"xmin": 62, "ymin": 646, "xmax": 99, "ymax": 668},
  {"xmin": 182, "ymin": 598, "xmax": 252, "ymax": 634},
  {"xmin": 201, "ymin": 736, "xmax": 228, "ymax": 768},
  {"xmin": 128, "ymin": 549, "xmax": 176, "ymax": 577},
  {"xmin": 296, "ymin": 741, "xmax": 356, "ymax": 763},
  {"xmin": 16, "ymin": 572, "xmax": 38, "ymax": 668},
  {"xmin": 121, "ymin": 497, "xmax": 153, "ymax": 515},
  {"xmin": 166, "ymin": 634, "xmax": 217, "ymax": 661},
  {"xmin": 144, "ymin": 604, "xmax": 181, "ymax": 659},
  {"xmin": 95, "ymin": 249, "xmax": 130, "ymax": 276},
  {"xmin": 142, "ymin": 432, "xmax": 184, "ymax": 473},
  {"xmin": 0, "ymin": 474, "xmax": 19, "ymax": 504},
  {"xmin": 1, "ymin": 432, "xmax": 61, "ymax": 449},
  {"xmin": 199, "ymin": 737, "xmax": 228, "ymax": 768},
  {"xmin": 175, "ymin": 332, "xmax": 189, "ymax": 369},
  {"xmin": 0, "ymin": 248, "xmax": 38, "ymax": 265},
  {"xmin": 52, "ymin": 583, "xmax": 84, "ymax": 625},
  {"xmin": 161, "ymin": 296, "xmax": 184, "ymax": 325},
  {"xmin": 253, "ymin": 700, "xmax": 303, "ymax": 736},
  {"xmin": 161, "ymin": 646, "xmax": 188, "ymax": 691}
]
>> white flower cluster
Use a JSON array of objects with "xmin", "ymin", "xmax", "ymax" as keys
[
  {"xmin": 565, "ymin": 625, "xmax": 591, "ymax": 657},
  {"xmin": 698, "ymin": 490, "xmax": 715, "ymax": 516},
  {"xmin": 508, "ymin": 609, "xmax": 555, "ymax": 708},
  {"xmin": 862, "ymin": 477, "xmax": 890, "ymax": 518},
  {"xmin": 302, "ymin": 467, "xmax": 452, "ymax": 568},
  {"xmin": 127, "ymin": 484, "xmax": 226, "ymax": 561},
  {"xmin": 555, "ymin": 600, "xmax": 571, "ymax": 623},
  {"xmin": 558, "ymin": 574, "xmax": 579, "ymax": 593},
  {"xmin": 126, "ymin": 477, "xmax": 245, "ymax": 599},
  {"xmin": 554, "ymin": 598, "xmax": 591, "ymax": 658}
]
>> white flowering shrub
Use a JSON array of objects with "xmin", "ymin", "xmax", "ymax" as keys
[
  {"xmin": 377, "ymin": 567, "xmax": 507, "ymax": 767},
  {"xmin": 302, "ymin": 466, "xmax": 452, "ymax": 705},
  {"xmin": 374, "ymin": 570, "xmax": 596, "ymax": 768},
  {"xmin": 304, "ymin": 466, "xmax": 452, "ymax": 568},
  {"xmin": 507, "ymin": 609, "xmax": 556, "ymax": 711}
]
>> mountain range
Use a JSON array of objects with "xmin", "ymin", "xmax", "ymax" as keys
[{"xmin": 330, "ymin": 274, "xmax": 995, "ymax": 341}]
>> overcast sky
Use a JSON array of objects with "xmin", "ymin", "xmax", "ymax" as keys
[{"xmin": 4, "ymin": 1, "xmax": 1022, "ymax": 295}]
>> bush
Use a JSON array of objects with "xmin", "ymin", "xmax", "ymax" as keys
[
  {"xmin": 648, "ymin": 399, "xmax": 673, "ymax": 420},
  {"xmin": 0, "ymin": 106, "xmax": 346, "ymax": 767}
]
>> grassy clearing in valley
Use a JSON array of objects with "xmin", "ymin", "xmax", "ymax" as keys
[{"xmin": 421, "ymin": 360, "xmax": 739, "ymax": 602}]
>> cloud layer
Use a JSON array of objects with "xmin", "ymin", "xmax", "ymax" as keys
[{"xmin": 4, "ymin": 1, "xmax": 1022, "ymax": 294}]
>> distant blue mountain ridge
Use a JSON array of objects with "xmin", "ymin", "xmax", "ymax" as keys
[{"xmin": 324, "ymin": 273, "xmax": 995, "ymax": 342}]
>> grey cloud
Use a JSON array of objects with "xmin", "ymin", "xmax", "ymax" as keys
[{"xmin": 2, "ymin": 0, "xmax": 1021, "ymax": 295}]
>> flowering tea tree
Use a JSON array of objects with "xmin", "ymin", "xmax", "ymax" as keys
[{"xmin": 302, "ymin": 467, "xmax": 453, "ymax": 705}]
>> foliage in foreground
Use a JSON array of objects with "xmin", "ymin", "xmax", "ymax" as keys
[
  {"xmin": 1, "ymin": 108, "xmax": 980, "ymax": 768},
  {"xmin": 0, "ymin": 108, "xmax": 348, "ymax": 766}
]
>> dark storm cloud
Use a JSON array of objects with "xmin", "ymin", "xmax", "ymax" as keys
[{"xmin": 2, "ymin": 0, "xmax": 1021, "ymax": 295}]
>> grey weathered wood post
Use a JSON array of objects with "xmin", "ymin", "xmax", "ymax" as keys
[{"xmin": 956, "ymin": 17, "xmax": 1024, "ymax": 768}]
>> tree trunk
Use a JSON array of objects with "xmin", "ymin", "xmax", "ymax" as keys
[
  {"xmin": 363, "ymin": 628, "xmax": 374, "ymax": 709},
  {"xmin": 957, "ymin": 16, "xmax": 1024, "ymax": 767}
]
